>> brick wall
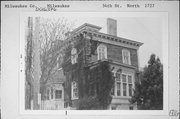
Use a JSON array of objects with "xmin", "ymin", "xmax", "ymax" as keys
[
  {"xmin": 107, "ymin": 44, "xmax": 138, "ymax": 68},
  {"xmin": 89, "ymin": 40, "xmax": 138, "ymax": 68}
]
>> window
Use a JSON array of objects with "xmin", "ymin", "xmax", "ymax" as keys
[
  {"xmin": 128, "ymin": 76, "xmax": 133, "ymax": 96},
  {"xmin": 71, "ymin": 81, "xmax": 78, "ymax": 99},
  {"xmin": 51, "ymin": 88, "xmax": 53, "ymax": 99},
  {"xmin": 117, "ymin": 82, "xmax": 121, "ymax": 96},
  {"xmin": 55, "ymin": 90, "xmax": 62, "ymax": 99},
  {"xmin": 111, "ymin": 83, "xmax": 115, "ymax": 96},
  {"xmin": 97, "ymin": 44, "xmax": 107, "ymax": 60},
  {"xmin": 116, "ymin": 71, "xmax": 121, "ymax": 96},
  {"xmin": 122, "ymin": 49, "xmax": 131, "ymax": 65},
  {"xmin": 71, "ymin": 48, "xmax": 78, "ymax": 64},
  {"xmin": 113, "ymin": 71, "xmax": 133, "ymax": 97},
  {"xmin": 122, "ymin": 74, "xmax": 133, "ymax": 97},
  {"xmin": 111, "ymin": 106, "xmax": 116, "ymax": 110},
  {"xmin": 47, "ymin": 89, "xmax": 49, "ymax": 100},
  {"xmin": 122, "ymin": 74, "xmax": 127, "ymax": 96},
  {"xmin": 89, "ymin": 84, "xmax": 96, "ymax": 96},
  {"xmin": 129, "ymin": 106, "xmax": 134, "ymax": 110}
]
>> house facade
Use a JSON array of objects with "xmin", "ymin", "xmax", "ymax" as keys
[{"xmin": 62, "ymin": 18, "xmax": 143, "ymax": 110}]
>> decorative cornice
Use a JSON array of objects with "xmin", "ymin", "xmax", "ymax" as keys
[
  {"xmin": 72, "ymin": 23, "xmax": 102, "ymax": 34},
  {"xmin": 68, "ymin": 23, "xmax": 143, "ymax": 50}
]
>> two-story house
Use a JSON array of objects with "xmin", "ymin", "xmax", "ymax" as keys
[{"xmin": 62, "ymin": 18, "xmax": 143, "ymax": 110}]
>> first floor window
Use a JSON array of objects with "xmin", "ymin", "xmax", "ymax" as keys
[
  {"xmin": 129, "ymin": 106, "xmax": 133, "ymax": 110},
  {"xmin": 122, "ymin": 74, "xmax": 127, "ymax": 96},
  {"xmin": 113, "ymin": 72, "xmax": 133, "ymax": 97},
  {"xmin": 128, "ymin": 75, "xmax": 133, "ymax": 96},
  {"xmin": 72, "ymin": 81, "xmax": 78, "ymax": 99},
  {"xmin": 117, "ymin": 82, "xmax": 121, "ymax": 96},
  {"xmin": 123, "ymin": 83, "xmax": 127, "ymax": 96},
  {"xmin": 129, "ymin": 84, "xmax": 133, "ymax": 96},
  {"xmin": 111, "ymin": 83, "xmax": 115, "ymax": 96},
  {"xmin": 111, "ymin": 106, "xmax": 116, "ymax": 110},
  {"xmin": 55, "ymin": 90, "xmax": 62, "ymax": 99},
  {"xmin": 51, "ymin": 88, "xmax": 53, "ymax": 99}
]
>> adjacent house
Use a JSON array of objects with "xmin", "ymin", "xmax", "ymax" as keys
[{"xmin": 41, "ymin": 68, "xmax": 65, "ymax": 110}]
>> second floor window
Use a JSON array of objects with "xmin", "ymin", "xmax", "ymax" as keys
[
  {"xmin": 97, "ymin": 44, "xmax": 107, "ymax": 60},
  {"xmin": 71, "ymin": 48, "xmax": 78, "ymax": 64},
  {"xmin": 122, "ymin": 49, "xmax": 131, "ymax": 65}
]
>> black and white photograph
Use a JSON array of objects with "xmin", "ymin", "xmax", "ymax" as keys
[
  {"xmin": 1, "ymin": 1, "xmax": 179, "ymax": 119},
  {"xmin": 22, "ymin": 13, "xmax": 166, "ymax": 111}
]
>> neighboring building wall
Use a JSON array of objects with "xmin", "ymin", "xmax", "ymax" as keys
[
  {"xmin": 41, "ymin": 83, "xmax": 64, "ymax": 110},
  {"xmin": 40, "ymin": 68, "xmax": 66, "ymax": 110},
  {"xmin": 25, "ymin": 17, "xmax": 41, "ymax": 110},
  {"xmin": 31, "ymin": 17, "xmax": 41, "ymax": 110}
]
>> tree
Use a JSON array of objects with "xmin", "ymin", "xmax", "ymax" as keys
[
  {"xmin": 38, "ymin": 17, "xmax": 74, "ymax": 100},
  {"xmin": 78, "ymin": 61, "xmax": 114, "ymax": 110},
  {"xmin": 130, "ymin": 54, "xmax": 163, "ymax": 110}
]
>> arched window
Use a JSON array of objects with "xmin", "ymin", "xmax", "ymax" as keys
[
  {"xmin": 71, "ymin": 81, "xmax": 78, "ymax": 100},
  {"xmin": 71, "ymin": 48, "xmax": 78, "ymax": 64},
  {"xmin": 97, "ymin": 44, "xmax": 107, "ymax": 60},
  {"xmin": 122, "ymin": 49, "xmax": 131, "ymax": 65}
]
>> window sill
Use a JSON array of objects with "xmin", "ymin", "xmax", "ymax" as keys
[
  {"xmin": 71, "ymin": 98, "xmax": 78, "ymax": 100},
  {"xmin": 112, "ymin": 96, "xmax": 132, "ymax": 99}
]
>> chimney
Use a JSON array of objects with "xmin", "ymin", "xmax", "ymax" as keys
[{"xmin": 107, "ymin": 18, "xmax": 117, "ymax": 36}]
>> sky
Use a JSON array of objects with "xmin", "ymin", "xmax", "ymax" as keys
[{"xmin": 42, "ymin": 12, "xmax": 163, "ymax": 68}]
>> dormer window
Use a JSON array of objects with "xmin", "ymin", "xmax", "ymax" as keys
[
  {"xmin": 97, "ymin": 44, "xmax": 107, "ymax": 60},
  {"xmin": 71, "ymin": 48, "xmax": 78, "ymax": 64},
  {"xmin": 122, "ymin": 49, "xmax": 131, "ymax": 65}
]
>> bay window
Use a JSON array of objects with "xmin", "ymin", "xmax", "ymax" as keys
[{"xmin": 112, "ymin": 72, "xmax": 134, "ymax": 97}]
